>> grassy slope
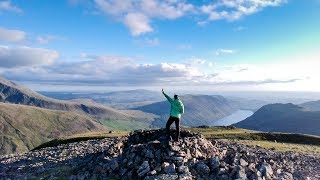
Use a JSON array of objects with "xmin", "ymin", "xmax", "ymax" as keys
[
  {"xmin": 0, "ymin": 102, "xmax": 107, "ymax": 154},
  {"xmin": 189, "ymin": 126, "xmax": 320, "ymax": 156}
]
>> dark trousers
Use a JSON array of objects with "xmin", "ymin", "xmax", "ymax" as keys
[{"xmin": 166, "ymin": 116, "xmax": 180, "ymax": 139}]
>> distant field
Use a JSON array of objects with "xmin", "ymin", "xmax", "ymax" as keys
[
  {"xmin": 238, "ymin": 140, "xmax": 320, "ymax": 156},
  {"xmin": 188, "ymin": 126, "xmax": 320, "ymax": 156},
  {"xmin": 33, "ymin": 126, "xmax": 320, "ymax": 156},
  {"xmin": 100, "ymin": 119, "xmax": 152, "ymax": 131}
]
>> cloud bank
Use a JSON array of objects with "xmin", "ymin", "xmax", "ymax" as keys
[
  {"xmin": 0, "ymin": 52, "xmax": 306, "ymax": 90},
  {"xmin": 0, "ymin": 27, "xmax": 26, "ymax": 42},
  {"xmin": 95, "ymin": 0, "xmax": 193, "ymax": 36},
  {"xmin": 0, "ymin": 46, "xmax": 59, "ymax": 68},
  {"xmin": 93, "ymin": 0, "xmax": 287, "ymax": 36},
  {"xmin": 0, "ymin": 0, "xmax": 22, "ymax": 13}
]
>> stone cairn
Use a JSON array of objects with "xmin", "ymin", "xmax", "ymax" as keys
[{"xmin": 85, "ymin": 129, "xmax": 220, "ymax": 179}]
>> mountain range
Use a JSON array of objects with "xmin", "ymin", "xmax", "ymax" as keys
[
  {"xmin": 2, "ymin": 76, "xmax": 320, "ymax": 154},
  {"xmin": 0, "ymin": 77, "xmax": 157, "ymax": 154},
  {"xmin": 299, "ymin": 100, "xmax": 320, "ymax": 111},
  {"xmin": 40, "ymin": 89, "xmax": 163, "ymax": 109},
  {"xmin": 234, "ymin": 103, "xmax": 320, "ymax": 135},
  {"xmin": 135, "ymin": 94, "xmax": 237, "ymax": 127}
]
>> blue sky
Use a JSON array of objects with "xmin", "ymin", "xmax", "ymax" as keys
[{"xmin": 0, "ymin": 0, "xmax": 319, "ymax": 92}]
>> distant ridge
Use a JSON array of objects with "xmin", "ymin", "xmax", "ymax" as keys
[
  {"xmin": 135, "ymin": 94, "xmax": 236, "ymax": 127},
  {"xmin": 0, "ymin": 77, "xmax": 156, "ymax": 122},
  {"xmin": 300, "ymin": 100, "xmax": 320, "ymax": 111},
  {"xmin": 234, "ymin": 103, "xmax": 320, "ymax": 135}
]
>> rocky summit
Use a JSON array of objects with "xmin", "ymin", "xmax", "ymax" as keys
[{"xmin": 0, "ymin": 129, "xmax": 319, "ymax": 179}]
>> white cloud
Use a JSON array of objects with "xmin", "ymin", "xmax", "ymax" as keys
[
  {"xmin": 94, "ymin": 0, "xmax": 193, "ymax": 36},
  {"xmin": 201, "ymin": 0, "xmax": 287, "ymax": 22},
  {"xmin": 215, "ymin": 49, "xmax": 237, "ymax": 55},
  {"xmin": 0, "ymin": 27, "xmax": 26, "ymax": 42},
  {"xmin": 0, "ymin": 0, "xmax": 22, "ymax": 13},
  {"xmin": 124, "ymin": 13, "xmax": 153, "ymax": 36},
  {"xmin": 3, "ymin": 51, "xmax": 318, "ymax": 91},
  {"xmin": 92, "ymin": 0, "xmax": 286, "ymax": 35},
  {"xmin": 0, "ymin": 46, "xmax": 59, "ymax": 68},
  {"xmin": 36, "ymin": 35, "xmax": 65, "ymax": 44},
  {"xmin": 1, "ymin": 52, "xmax": 304, "ymax": 90},
  {"xmin": 1, "ymin": 54, "xmax": 206, "ymax": 86}
]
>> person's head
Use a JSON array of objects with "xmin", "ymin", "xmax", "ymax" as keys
[{"xmin": 174, "ymin": 94, "xmax": 179, "ymax": 99}]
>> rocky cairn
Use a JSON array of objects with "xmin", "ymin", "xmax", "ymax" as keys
[
  {"xmin": 117, "ymin": 129, "xmax": 218, "ymax": 179},
  {"xmin": 1, "ymin": 129, "xmax": 319, "ymax": 179}
]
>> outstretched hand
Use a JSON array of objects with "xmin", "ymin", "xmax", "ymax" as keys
[{"xmin": 162, "ymin": 89, "xmax": 164, "ymax": 93}]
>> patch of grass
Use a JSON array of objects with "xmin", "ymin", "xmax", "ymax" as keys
[
  {"xmin": 101, "ymin": 119, "xmax": 151, "ymax": 131},
  {"xmin": 188, "ymin": 126, "xmax": 320, "ymax": 146},
  {"xmin": 188, "ymin": 126, "xmax": 257, "ymax": 135},
  {"xmin": 238, "ymin": 140, "xmax": 320, "ymax": 156},
  {"xmin": 188, "ymin": 126, "xmax": 320, "ymax": 155},
  {"xmin": 32, "ymin": 131, "xmax": 128, "ymax": 151}
]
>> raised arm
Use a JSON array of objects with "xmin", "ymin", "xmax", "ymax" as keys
[
  {"xmin": 180, "ymin": 103, "xmax": 184, "ymax": 114},
  {"xmin": 162, "ymin": 89, "xmax": 173, "ymax": 103}
]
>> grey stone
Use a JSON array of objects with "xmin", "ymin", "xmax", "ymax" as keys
[
  {"xmin": 195, "ymin": 149, "xmax": 203, "ymax": 158},
  {"xmin": 162, "ymin": 162, "xmax": 170, "ymax": 169},
  {"xmin": 259, "ymin": 162, "xmax": 273, "ymax": 179},
  {"xmin": 144, "ymin": 176, "xmax": 155, "ymax": 180},
  {"xmin": 218, "ymin": 168, "xmax": 227, "ymax": 175},
  {"xmin": 171, "ymin": 145, "xmax": 180, "ymax": 152},
  {"xmin": 236, "ymin": 166, "xmax": 247, "ymax": 179},
  {"xmin": 210, "ymin": 156, "xmax": 220, "ymax": 170},
  {"xmin": 145, "ymin": 149, "xmax": 154, "ymax": 159},
  {"xmin": 156, "ymin": 174, "xmax": 178, "ymax": 180},
  {"xmin": 171, "ymin": 156, "xmax": 184, "ymax": 162},
  {"xmin": 177, "ymin": 166, "xmax": 189, "ymax": 174},
  {"xmin": 248, "ymin": 163, "xmax": 256, "ymax": 172},
  {"xmin": 164, "ymin": 163, "xmax": 176, "ymax": 174},
  {"xmin": 240, "ymin": 158, "xmax": 248, "ymax": 167},
  {"xmin": 276, "ymin": 172, "xmax": 293, "ymax": 180},
  {"xmin": 149, "ymin": 170, "xmax": 157, "ymax": 175},
  {"xmin": 179, "ymin": 173, "xmax": 193, "ymax": 180},
  {"xmin": 155, "ymin": 163, "xmax": 162, "ymax": 172},
  {"xmin": 196, "ymin": 162, "xmax": 210, "ymax": 177},
  {"xmin": 109, "ymin": 159, "xmax": 119, "ymax": 170},
  {"xmin": 138, "ymin": 161, "xmax": 150, "ymax": 177}
]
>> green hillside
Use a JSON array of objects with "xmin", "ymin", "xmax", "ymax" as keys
[{"xmin": 0, "ymin": 102, "xmax": 106, "ymax": 155}]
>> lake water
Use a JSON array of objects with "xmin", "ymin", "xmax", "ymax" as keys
[{"xmin": 210, "ymin": 110, "xmax": 254, "ymax": 126}]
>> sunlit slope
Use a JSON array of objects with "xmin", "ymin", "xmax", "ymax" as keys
[{"xmin": 0, "ymin": 102, "xmax": 106, "ymax": 155}]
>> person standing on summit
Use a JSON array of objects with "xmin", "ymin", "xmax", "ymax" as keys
[{"xmin": 162, "ymin": 89, "xmax": 184, "ymax": 140}]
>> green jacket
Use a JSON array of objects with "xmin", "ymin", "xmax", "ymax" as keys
[{"xmin": 163, "ymin": 92, "xmax": 184, "ymax": 118}]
